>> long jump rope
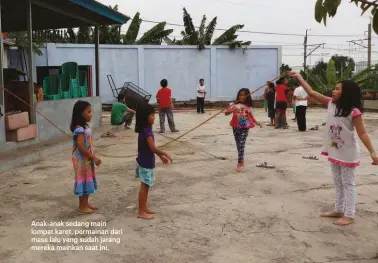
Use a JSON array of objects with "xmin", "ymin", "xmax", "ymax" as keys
[{"xmin": 0, "ymin": 72, "xmax": 288, "ymax": 160}]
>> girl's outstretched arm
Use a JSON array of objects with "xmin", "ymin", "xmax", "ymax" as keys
[
  {"xmin": 290, "ymin": 72, "xmax": 329, "ymax": 105},
  {"xmin": 225, "ymin": 105, "xmax": 234, "ymax": 116},
  {"xmin": 353, "ymin": 115, "xmax": 378, "ymax": 165},
  {"xmin": 146, "ymin": 136, "xmax": 173, "ymax": 163}
]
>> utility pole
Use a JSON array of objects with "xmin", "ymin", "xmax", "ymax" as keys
[
  {"xmin": 368, "ymin": 21, "xmax": 372, "ymax": 67},
  {"xmin": 304, "ymin": 29, "xmax": 308, "ymax": 70}
]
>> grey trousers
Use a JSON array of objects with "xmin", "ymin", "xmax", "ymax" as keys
[
  {"xmin": 331, "ymin": 163, "xmax": 356, "ymax": 218},
  {"xmin": 120, "ymin": 112, "xmax": 134, "ymax": 126},
  {"xmin": 159, "ymin": 108, "xmax": 176, "ymax": 132}
]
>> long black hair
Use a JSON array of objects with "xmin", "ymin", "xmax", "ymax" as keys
[
  {"xmin": 135, "ymin": 103, "xmax": 155, "ymax": 133},
  {"xmin": 70, "ymin": 100, "xmax": 91, "ymax": 132},
  {"xmin": 335, "ymin": 80, "xmax": 363, "ymax": 117},
  {"xmin": 236, "ymin": 88, "xmax": 253, "ymax": 107}
]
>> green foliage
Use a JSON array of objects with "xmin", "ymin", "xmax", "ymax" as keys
[
  {"xmin": 123, "ymin": 12, "xmax": 141, "ymax": 44},
  {"xmin": 353, "ymin": 64, "xmax": 378, "ymax": 91},
  {"xmin": 315, "ymin": 0, "xmax": 378, "ymax": 34},
  {"xmin": 99, "ymin": 5, "xmax": 122, "ymax": 44},
  {"xmin": 201, "ymin": 17, "xmax": 217, "ymax": 47},
  {"xmin": 330, "ymin": 55, "xmax": 355, "ymax": 79},
  {"xmin": 280, "ymin": 63, "xmax": 292, "ymax": 74},
  {"xmin": 63, "ymin": 9, "xmax": 173, "ymax": 46},
  {"xmin": 9, "ymin": 32, "xmax": 45, "ymax": 56},
  {"xmin": 77, "ymin": 27, "xmax": 93, "ymax": 44},
  {"xmin": 302, "ymin": 57, "xmax": 355, "ymax": 95},
  {"xmin": 327, "ymin": 59, "xmax": 337, "ymax": 91},
  {"xmin": 182, "ymin": 8, "xmax": 198, "ymax": 45},
  {"xmin": 170, "ymin": 8, "xmax": 249, "ymax": 50},
  {"xmin": 213, "ymin": 24, "xmax": 243, "ymax": 45},
  {"xmin": 136, "ymin": 22, "xmax": 173, "ymax": 45}
]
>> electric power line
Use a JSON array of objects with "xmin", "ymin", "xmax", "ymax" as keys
[{"xmin": 140, "ymin": 19, "xmax": 366, "ymax": 38}]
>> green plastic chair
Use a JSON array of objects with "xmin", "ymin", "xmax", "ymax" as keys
[
  {"xmin": 78, "ymin": 70, "xmax": 88, "ymax": 97},
  {"xmin": 60, "ymin": 73, "xmax": 72, "ymax": 99},
  {"xmin": 62, "ymin": 62, "xmax": 79, "ymax": 79},
  {"xmin": 61, "ymin": 62, "xmax": 79, "ymax": 98},
  {"xmin": 43, "ymin": 75, "xmax": 61, "ymax": 100}
]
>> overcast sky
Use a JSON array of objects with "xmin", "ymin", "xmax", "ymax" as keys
[{"xmin": 100, "ymin": 0, "xmax": 377, "ymax": 69}]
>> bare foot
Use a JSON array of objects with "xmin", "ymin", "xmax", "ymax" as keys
[
  {"xmin": 334, "ymin": 217, "xmax": 354, "ymax": 226},
  {"xmin": 146, "ymin": 208, "xmax": 156, "ymax": 214},
  {"xmin": 137, "ymin": 212, "xmax": 156, "ymax": 220},
  {"xmin": 78, "ymin": 207, "xmax": 95, "ymax": 214},
  {"xmin": 320, "ymin": 212, "xmax": 344, "ymax": 218},
  {"xmin": 88, "ymin": 204, "xmax": 98, "ymax": 210},
  {"xmin": 236, "ymin": 164, "xmax": 244, "ymax": 173}
]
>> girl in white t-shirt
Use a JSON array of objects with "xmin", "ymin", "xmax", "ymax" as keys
[{"xmin": 291, "ymin": 72, "xmax": 378, "ymax": 226}]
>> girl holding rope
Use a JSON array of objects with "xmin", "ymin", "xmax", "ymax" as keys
[
  {"xmin": 290, "ymin": 71, "xmax": 378, "ymax": 226},
  {"xmin": 225, "ymin": 88, "xmax": 262, "ymax": 172}
]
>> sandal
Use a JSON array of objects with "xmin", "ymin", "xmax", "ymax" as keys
[
  {"xmin": 256, "ymin": 162, "xmax": 275, "ymax": 168},
  {"xmin": 302, "ymin": 155, "xmax": 319, "ymax": 160},
  {"xmin": 310, "ymin": 125, "xmax": 319, "ymax": 131}
]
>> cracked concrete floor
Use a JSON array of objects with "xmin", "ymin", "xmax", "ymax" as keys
[{"xmin": 0, "ymin": 108, "xmax": 378, "ymax": 263}]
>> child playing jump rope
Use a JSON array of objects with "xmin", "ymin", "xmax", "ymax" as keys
[
  {"xmin": 70, "ymin": 100, "xmax": 101, "ymax": 214},
  {"xmin": 290, "ymin": 71, "xmax": 378, "ymax": 226},
  {"xmin": 135, "ymin": 104, "xmax": 173, "ymax": 220},
  {"xmin": 225, "ymin": 88, "xmax": 262, "ymax": 173}
]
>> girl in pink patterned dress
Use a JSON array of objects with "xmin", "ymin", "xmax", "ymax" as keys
[
  {"xmin": 291, "ymin": 72, "xmax": 378, "ymax": 226},
  {"xmin": 70, "ymin": 100, "xmax": 101, "ymax": 214},
  {"xmin": 225, "ymin": 88, "xmax": 262, "ymax": 173}
]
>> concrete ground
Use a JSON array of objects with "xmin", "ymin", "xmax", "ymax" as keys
[{"xmin": 0, "ymin": 108, "xmax": 378, "ymax": 263}]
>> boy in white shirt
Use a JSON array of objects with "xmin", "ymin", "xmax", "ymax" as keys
[
  {"xmin": 197, "ymin": 79, "xmax": 207, "ymax": 114},
  {"xmin": 293, "ymin": 83, "xmax": 308, "ymax": 131}
]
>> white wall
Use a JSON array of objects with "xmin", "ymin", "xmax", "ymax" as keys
[{"xmin": 35, "ymin": 44, "xmax": 281, "ymax": 104}]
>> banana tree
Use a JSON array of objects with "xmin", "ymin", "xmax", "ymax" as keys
[
  {"xmin": 136, "ymin": 22, "xmax": 173, "ymax": 45},
  {"xmin": 353, "ymin": 65, "xmax": 378, "ymax": 92},
  {"xmin": 301, "ymin": 58, "xmax": 354, "ymax": 95},
  {"xmin": 121, "ymin": 12, "xmax": 173, "ymax": 45},
  {"xmin": 122, "ymin": 12, "xmax": 141, "ymax": 44},
  {"xmin": 169, "ymin": 9, "xmax": 217, "ymax": 49},
  {"xmin": 169, "ymin": 8, "xmax": 249, "ymax": 49},
  {"xmin": 212, "ymin": 24, "xmax": 251, "ymax": 48}
]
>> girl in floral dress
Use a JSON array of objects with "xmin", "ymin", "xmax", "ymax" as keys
[
  {"xmin": 70, "ymin": 100, "xmax": 101, "ymax": 214},
  {"xmin": 225, "ymin": 88, "xmax": 262, "ymax": 172}
]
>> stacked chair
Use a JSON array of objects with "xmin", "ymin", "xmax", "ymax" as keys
[{"xmin": 42, "ymin": 62, "xmax": 88, "ymax": 100}]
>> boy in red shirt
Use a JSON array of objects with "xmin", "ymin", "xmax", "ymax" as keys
[
  {"xmin": 274, "ymin": 78, "xmax": 290, "ymax": 129},
  {"xmin": 156, "ymin": 79, "xmax": 179, "ymax": 133}
]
